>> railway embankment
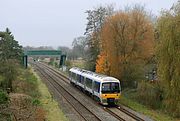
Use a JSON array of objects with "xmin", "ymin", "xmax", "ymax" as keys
[
  {"xmin": 0, "ymin": 67, "xmax": 45, "ymax": 120},
  {"xmin": 32, "ymin": 67, "xmax": 69, "ymax": 121},
  {"xmin": 0, "ymin": 67, "xmax": 68, "ymax": 121},
  {"xmin": 119, "ymin": 92, "xmax": 179, "ymax": 121}
]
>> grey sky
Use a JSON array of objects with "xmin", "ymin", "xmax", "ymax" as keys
[{"xmin": 0, "ymin": 0, "xmax": 178, "ymax": 48}]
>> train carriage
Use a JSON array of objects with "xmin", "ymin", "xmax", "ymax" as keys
[{"xmin": 69, "ymin": 67, "xmax": 121, "ymax": 105}]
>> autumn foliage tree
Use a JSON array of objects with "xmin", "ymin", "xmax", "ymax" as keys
[
  {"xmin": 96, "ymin": 52, "xmax": 109, "ymax": 75},
  {"xmin": 156, "ymin": 2, "xmax": 180, "ymax": 117},
  {"xmin": 96, "ymin": 6, "xmax": 155, "ymax": 87},
  {"xmin": 85, "ymin": 5, "xmax": 114, "ymax": 71}
]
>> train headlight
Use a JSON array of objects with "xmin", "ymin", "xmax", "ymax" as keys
[
  {"xmin": 118, "ymin": 94, "xmax": 121, "ymax": 98},
  {"xmin": 101, "ymin": 94, "xmax": 106, "ymax": 98},
  {"xmin": 102, "ymin": 99, "xmax": 107, "ymax": 103}
]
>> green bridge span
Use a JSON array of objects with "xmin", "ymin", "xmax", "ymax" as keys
[{"xmin": 23, "ymin": 50, "xmax": 66, "ymax": 68}]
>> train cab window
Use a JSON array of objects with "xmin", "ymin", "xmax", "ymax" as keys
[
  {"xmin": 102, "ymin": 83, "xmax": 111, "ymax": 92},
  {"xmin": 102, "ymin": 82, "xmax": 120, "ymax": 93},
  {"xmin": 86, "ymin": 78, "xmax": 92, "ymax": 89},
  {"xmin": 94, "ymin": 81, "xmax": 100, "ymax": 93},
  {"xmin": 111, "ymin": 82, "xmax": 119, "ymax": 91}
]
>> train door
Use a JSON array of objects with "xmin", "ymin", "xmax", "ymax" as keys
[
  {"xmin": 81, "ymin": 76, "xmax": 85, "ymax": 88},
  {"xmin": 93, "ymin": 81, "xmax": 101, "ymax": 102},
  {"xmin": 92, "ymin": 80, "xmax": 95, "ymax": 95},
  {"xmin": 84, "ymin": 77, "xmax": 86, "ymax": 91}
]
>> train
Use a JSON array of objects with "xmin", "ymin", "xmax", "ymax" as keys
[{"xmin": 69, "ymin": 67, "xmax": 121, "ymax": 105}]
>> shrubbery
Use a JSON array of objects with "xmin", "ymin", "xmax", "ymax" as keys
[
  {"xmin": 14, "ymin": 68, "xmax": 41, "ymax": 98},
  {"xmin": 32, "ymin": 98, "xmax": 41, "ymax": 106},
  {"xmin": 136, "ymin": 81, "xmax": 162, "ymax": 109},
  {"xmin": 0, "ymin": 90, "xmax": 9, "ymax": 104}
]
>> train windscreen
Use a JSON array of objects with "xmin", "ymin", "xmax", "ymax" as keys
[{"xmin": 101, "ymin": 82, "xmax": 120, "ymax": 93}]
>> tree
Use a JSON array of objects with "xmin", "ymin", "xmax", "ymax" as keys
[
  {"xmin": 23, "ymin": 46, "xmax": 54, "ymax": 51},
  {"xmin": 0, "ymin": 60, "xmax": 18, "ymax": 91},
  {"xmin": 57, "ymin": 46, "xmax": 71, "ymax": 55},
  {"xmin": 0, "ymin": 28, "xmax": 23, "ymax": 91},
  {"xmin": 85, "ymin": 5, "xmax": 114, "ymax": 71},
  {"xmin": 98, "ymin": 6, "xmax": 155, "ymax": 87},
  {"xmin": 72, "ymin": 36, "xmax": 87, "ymax": 59},
  {"xmin": 96, "ymin": 52, "xmax": 109, "ymax": 75},
  {"xmin": 156, "ymin": 2, "xmax": 180, "ymax": 117},
  {"xmin": 0, "ymin": 28, "xmax": 23, "ymax": 62}
]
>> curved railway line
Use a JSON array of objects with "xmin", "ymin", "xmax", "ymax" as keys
[
  {"xmin": 32, "ymin": 62, "xmax": 148, "ymax": 121},
  {"xmin": 33, "ymin": 62, "xmax": 101, "ymax": 121}
]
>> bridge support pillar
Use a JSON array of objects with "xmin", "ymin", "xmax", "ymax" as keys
[
  {"xmin": 23, "ymin": 55, "xmax": 28, "ymax": 68},
  {"xmin": 59, "ymin": 54, "xmax": 66, "ymax": 68}
]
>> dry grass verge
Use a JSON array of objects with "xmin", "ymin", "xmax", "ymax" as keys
[{"xmin": 32, "ymin": 68, "xmax": 68, "ymax": 121}]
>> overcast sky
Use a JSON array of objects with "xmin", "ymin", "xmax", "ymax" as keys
[{"xmin": 0, "ymin": 0, "xmax": 178, "ymax": 48}]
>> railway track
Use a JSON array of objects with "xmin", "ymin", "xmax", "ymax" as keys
[
  {"xmin": 104, "ymin": 107, "xmax": 126, "ymax": 121},
  {"xmin": 33, "ymin": 62, "xmax": 101, "ymax": 121},
  {"xmin": 117, "ymin": 106, "xmax": 145, "ymax": 121},
  {"xmin": 32, "ymin": 62, "xmax": 147, "ymax": 121},
  {"xmin": 104, "ymin": 107, "xmax": 145, "ymax": 121},
  {"xmin": 39, "ymin": 62, "xmax": 70, "ymax": 81}
]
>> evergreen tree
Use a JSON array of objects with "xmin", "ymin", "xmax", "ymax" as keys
[{"xmin": 0, "ymin": 28, "xmax": 23, "ymax": 91}]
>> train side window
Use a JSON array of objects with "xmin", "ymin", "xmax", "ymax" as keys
[
  {"xmin": 77, "ymin": 74, "xmax": 81, "ymax": 83},
  {"xmin": 69, "ymin": 71, "xmax": 71, "ymax": 77},
  {"xmin": 94, "ymin": 81, "xmax": 100, "ymax": 93},
  {"xmin": 86, "ymin": 78, "xmax": 92, "ymax": 89},
  {"xmin": 81, "ymin": 76, "xmax": 84, "ymax": 84},
  {"xmin": 72, "ymin": 72, "xmax": 74, "ymax": 79},
  {"xmin": 72, "ymin": 73, "xmax": 76, "ymax": 80},
  {"xmin": 78, "ymin": 74, "xmax": 83, "ymax": 83}
]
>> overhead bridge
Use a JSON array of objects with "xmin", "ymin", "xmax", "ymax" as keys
[{"xmin": 23, "ymin": 50, "xmax": 66, "ymax": 68}]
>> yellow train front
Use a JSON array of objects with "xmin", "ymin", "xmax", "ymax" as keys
[
  {"xmin": 69, "ymin": 67, "xmax": 121, "ymax": 105},
  {"xmin": 99, "ymin": 78, "xmax": 121, "ymax": 105}
]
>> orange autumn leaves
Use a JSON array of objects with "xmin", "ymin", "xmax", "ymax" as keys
[
  {"xmin": 96, "ymin": 8, "xmax": 155, "ymax": 80},
  {"xmin": 96, "ymin": 52, "xmax": 109, "ymax": 75}
]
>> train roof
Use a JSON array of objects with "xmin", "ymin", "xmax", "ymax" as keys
[{"xmin": 69, "ymin": 67, "xmax": 119, "ymax": 82}]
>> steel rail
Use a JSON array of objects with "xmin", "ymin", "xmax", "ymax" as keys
[
  {"xmin": 39, "ymin": 62, "xmax": 69, "ymax": 80},
  {"xmin": 116, "ymin": 106, "xmax": 145, "ymax": 121},
  {"xmin": 33, "ymin": 63, "xmax": 102, "ymax": 121},
  {"xmin": 34, "ymin": 62, "xmax": 146, "ymax": 121},
  {"xmin": 34, "ymin": 65, "xmax": 93, "ymax": 121},
  {"xmin": 103, "ymin": 107, "xmax": 125, "ymax": 121}
]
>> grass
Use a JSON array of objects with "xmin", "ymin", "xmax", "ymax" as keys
[
  {"xmin": 32, "ymin": 68, "xmax": 69, "ymax": 121},
  {"xmin": 70, "ymin": 60, "xmax": 86, "ymax": 68},
  {"xmin": 119, "ymin": 95, "xmax": 179, "ymax": 121},
  {"xmin": 15, "ymin": 67, "xmax": 41, "ymax": 98}
]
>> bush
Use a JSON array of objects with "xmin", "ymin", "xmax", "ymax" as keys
[
  {"xmin": 48, "ymin": 61, "xmax": 54, "ymax": 66},
  {"xmin": 14, "ymin": 68, "xmax": 40, "ymax": 98},
  {"xmin": 32, "ymin": 98, "xmax": 41, "ymax": 106},
  {"xmin": 162, "ymin": 91, "xmax": 180, "ymax": 118},
  {"xmin": 0, "ymin": 90, "xmax": 9, "ymax": 104},
  {"xmin": 136, "ymin": 81, "xmax": 162, "ymax": 109},
  {"xmin": 54, "ymin": 62, "xmax": 59, "ymax": 68}
]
